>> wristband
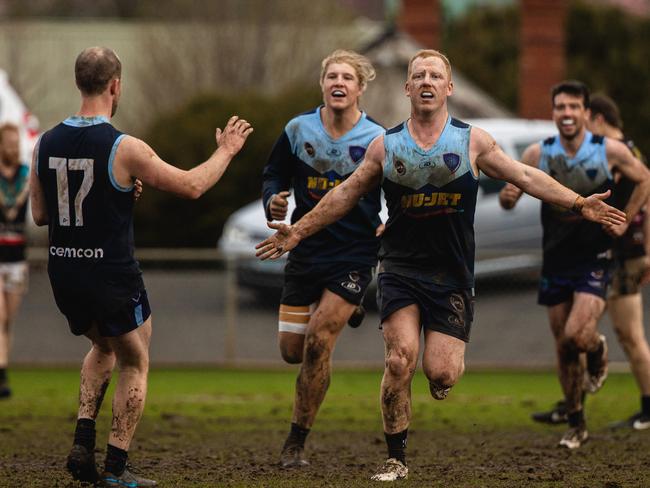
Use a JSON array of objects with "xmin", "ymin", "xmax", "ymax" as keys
[{"xmin": 571, "ymin": 195, "xmax": 585, "ymax": 214}]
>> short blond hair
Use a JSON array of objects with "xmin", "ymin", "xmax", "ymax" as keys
[
  {"xmin": 407, "ymin": 49, "xmax": 452, "ymax": 81},
  {"xmin": 320, "ymin": 49, "xmax": 376, "ymax": 90}
]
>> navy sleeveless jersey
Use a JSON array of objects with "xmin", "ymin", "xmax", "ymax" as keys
[
  {"xmin": 0, "ymin": 163, "xmax": 29, "ymax": 262},
  {"xmin": 611, "ymin": 138, "xmax": 647, "ymax": 260},
  {"xmin": 36, "ymin": 116, "xmax": 140, "ymax": 276},
  {"xmin": 262, "ymin": 107, "xmax": 384, "ymax": 266},
  {"xmin": 379, "ymin": 117, "xmax": 479, "ymax": 288},
  {"xmin": 538, "ymin": 131, "xmax": 613, "ymax": 273}
]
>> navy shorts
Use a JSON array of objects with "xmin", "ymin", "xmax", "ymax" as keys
[
  {"xmin": 377, "ymin": 272, "xmax": 474, "ymax": 342},
  {"xmin": 281, "ymin": 260, "xmax": 373, "ymax": 307},
  {"xmin": 538, "ymin": 264, "xmax": 610, "ymax": 306},
  {"xmin": 50, "ymin": 268, "xmax": 151, "ymax": 337}
]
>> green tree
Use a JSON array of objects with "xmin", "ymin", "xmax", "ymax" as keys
[{"xmin": 135, "ymin": 87, "xmax": 321, "ymax": 247}]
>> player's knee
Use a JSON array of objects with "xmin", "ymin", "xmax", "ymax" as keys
[
  {"xmin": 303, "ymin": 329, "xmax": 334, "ymax": 365},
  {"xmin": 118, "ymin": 351, "xmax": 149, "ymax": 374},
  {"xmin": 279, "ymin": 341, "xmax": 303, "ymax": 364},
  {"xmin": 385, "ymin": 349, "xmax": 417, "ymax": 380},
  {"xmin": 424, "ymin": 362, "xmax": 463, "ymax": 388}
]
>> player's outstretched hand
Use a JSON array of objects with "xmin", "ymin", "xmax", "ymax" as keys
[
  {"xmin": 255, "ymin": 222, "xmax": 301, "ymax": 260},
  {"xmin": 216, "ymin": 116, "xmax": 254, "ymax": 156},
  {"xmin": 581, "ymin": 190, "xmax": 626, "ymax": 231},
  {"xmin": 270, "ymin": 191, "xmax": 291, "ymax": 220}
]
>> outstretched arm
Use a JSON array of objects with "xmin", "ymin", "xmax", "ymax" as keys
[
  {"xmin": 256, "ymin": 135, "xmax": 385, "ymax": 260},
  {"xmin": 115, "ymin": 116, "xmax": 253, "ymax": 199},
  {"xmin": 498, "ymin": 143, "xmax": 539, "ymax": 210},
  {"xmin": 472, "ymin": 127, "xmax": 626, "ymax": 225}
]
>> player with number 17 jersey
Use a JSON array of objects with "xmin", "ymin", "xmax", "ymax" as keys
[{"xmin": 36, "ymin": 115, "xmax": 145, "ymax": 334}]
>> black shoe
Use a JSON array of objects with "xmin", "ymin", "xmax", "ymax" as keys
[
  {"xmin": 531, "ymin": 400, "xmax": 568, "ymax": 424},
  {"xmin": 0, "ymin": 384, "xmax": 10, "ymax": 399},
  {"xmin": 280, "ymin": 444, "xmax": 309, "ymax": 468},
  {"xmin": 609, "ymin": 411, "xmax": 650, "ymax": 431},
  {"xmin": 348, "ymin": 305, "xmax": 365, "ymax": 329},
  {"xmin": 101, "ymin": 465, "xmax": 157, "ymax": 487},
  {"xmin": 66, "ymin": 444, "xmax": 99, "ymax": 483}
]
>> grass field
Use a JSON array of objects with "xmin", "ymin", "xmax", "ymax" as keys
[{"xmin": 1, "ymin": 367, "xmax": 649, "ymax": 487}]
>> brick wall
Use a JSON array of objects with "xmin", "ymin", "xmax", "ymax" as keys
[{"xmin": 398, "ymin": 0, "xmax": 441, "ymax": 49}]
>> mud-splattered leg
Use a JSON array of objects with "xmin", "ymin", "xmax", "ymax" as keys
[
  {"xmin": 292, "ymin": 290, "xmax": 356, "ymax": 429},
  {"xmin": 107, "ymin": 317, "xmax": 152, "ymax": 451},
  {"xmin": 380, "ymin": 304, "xmax": 420, "ymax": 434},
  {"xmin": 78, "ymin": 340, "xmax": 115, "ymax": 421}
]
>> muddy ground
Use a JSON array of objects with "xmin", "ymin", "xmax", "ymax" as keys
[{"xmin": 2, "ymin": 416, "xmax": 649, "ymax": 488}]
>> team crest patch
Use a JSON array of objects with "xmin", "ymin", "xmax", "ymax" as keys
[
  {"xmin": 449, "ymin": 294, "xmax": 464, "ymax": 313},
  {"xmin": 327, "ymin": 147, "xmax": 342, "ymax": 157},
  {"xmin": 304, "ymin": 142, "xmax": 315, "ymax": 157},
  {"xmin": 443, "ymin": 153, "xmax": 461, "ymax": 173},
  {"xmin": 394, "ymin": 159, "xmax": 406, "ymax": 176},
  {"xmin": 349, "ymin": 146, "xmax": 366, "ymax": 163}
]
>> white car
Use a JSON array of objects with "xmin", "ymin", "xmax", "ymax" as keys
[{"xmin": 219, "ymin": 118, "xmax": 557, "ymax": 292}]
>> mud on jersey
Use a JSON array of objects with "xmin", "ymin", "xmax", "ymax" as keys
[
  {"xmin": 379, "ymin": 117, "xmax": 479, "ymax": 288},
  {"xmin": 539, "ymin": 131, "xmax": 614, "ymax": 273},
  {"xmin": 262, "ymin": 107, "xmax": 383, "ymax": 266}
]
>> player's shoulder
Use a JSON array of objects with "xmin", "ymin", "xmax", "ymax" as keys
[
  {"xmin": 385, "ymin": 121, "xmax": 405, "ymax": 136},
  {"xmin": 450, "ymin": 117, "xmax": 470, "ymax": 129},
  {"xmin": 285, "ymin": 107, "xmax": 320, "ymax": 130}
]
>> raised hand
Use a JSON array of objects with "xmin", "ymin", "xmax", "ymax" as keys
[
  {"xmin": 579, "ymin": 190, "xmax": 626, "ymax": 230},
  {"xmin": 255, "ymin": 222, "xmax": 301, "ymax": 260},
  {"xmin": 216, "ymin": 116, "xmax": 254, "ymax": 156},
  {"xmin": 269, "ymin": 191, "xmax": 291, "ymax": 220}
]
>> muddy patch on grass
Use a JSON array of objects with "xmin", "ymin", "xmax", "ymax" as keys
[{"xmin": 2, "ymin": 418, "xmax": 650, "ymax": 487}]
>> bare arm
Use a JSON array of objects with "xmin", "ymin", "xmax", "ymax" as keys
[
  {"xmin": 472, "ymin": 127, "xmax": 626, "ymax": 225},
  {"xmin": 606, "ymin": 138, "xmax": 650, "ymax": 235},
  {"xmin": 29, "ymin": 143, "xmax": 48, "ymax": 226},
  {"xmin": 498, "ymin": 143, "xmax": 539, "ymax": 209},
  {"xmin": 255, "ymin": 135, "xmax": 385, "ymax": 260},
  {"xmin": 114, "ymin": 116, "xmax": 252, "ymax": 199}
]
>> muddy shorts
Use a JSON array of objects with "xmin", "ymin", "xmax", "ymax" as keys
[
  {"xmin": 280, "ymin": 260, "xmax": 373, "ymax": 307},
  {"xmin": 608, "ymin": 256, "xmax": 648, "ymax": 298},
  {"xmin": 538, "ymin": 263, "xmax": 610, "ymax": 306},
  {"xmin": 377, "ymin": 272, "xmax": 474, "ymax": 343}
]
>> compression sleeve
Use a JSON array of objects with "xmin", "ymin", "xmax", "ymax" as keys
[{"xmin": 262, "ymin": 130, "xmax": 293, "ymax": 221}]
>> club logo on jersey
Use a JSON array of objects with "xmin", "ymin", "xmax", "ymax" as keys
[
  {"xmin": 394, "ymin": 159, "xmax": 406, "ymax": 176},
  {"xmin": 419, "ymin": 160, "xmax": 436, "ymax": 169},
  {"xmin": 349, "ymin": 146, "xmax": 366, "ymax": 163},
  {"xmin": 327, "ymin": 147, "xmax": 342, "ymax": 157},
  {"xmin": 304, "ymin": 142, "xmax": 315, "ymax": 157},
  {"xmin": 443, "ymin": 153, "xmax": 461, "ymax": 173}
]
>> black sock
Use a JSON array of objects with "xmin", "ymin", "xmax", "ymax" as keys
[
  {"xmin": 0, "ymin": 368, "xmax": 6, "ymax": 383},
  {"xmin": 568, "ymin": 410, "xmax": 584, "ymax": 428},
  {"xmin": 73, "ymin": 418, "xmax": 96, "ymax": 451},
  {"xmin": 642, "ymin": 395, "xmax": 650, "ymax": 416},
  {"xmin": 105, "ymin": 444, "xmax": 128, "ymax": 476},
  {"xmin": 385, "ymin": 429, "xmax": 408, "ymax": 464},
  {"xmin": 284, "ymin": 422, "xmax": 310, "ymax": 449}
]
